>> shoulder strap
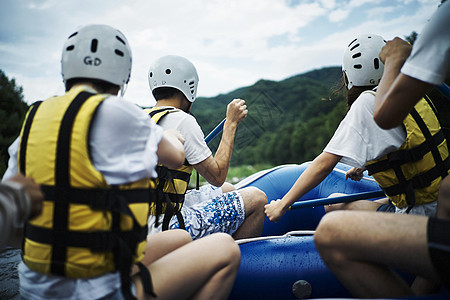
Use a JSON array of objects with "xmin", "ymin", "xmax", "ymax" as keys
[
  {"xmin": 148, "ymin": 107, "xmax": 176, "ymax": 124},
  {"xmin": 19, "ymin": 101, "xmax": 43, "ymax": 175},
  {"xmin": 52, "ymin": 91, "xmax": 94, "ymax": 275}
]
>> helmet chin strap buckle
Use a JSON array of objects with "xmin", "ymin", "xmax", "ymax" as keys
[{"xmin": 120, "ymin": 84, "xmax": 128, "ymax": 97}]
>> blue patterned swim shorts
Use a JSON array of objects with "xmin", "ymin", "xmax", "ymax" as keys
[
  {"xmin": 172, "ymin": 190, "xmax": 245, "ymax": 239},
  {"xmin": 147, "ymin": 187, "xmax": 245, "ymax": 240}
]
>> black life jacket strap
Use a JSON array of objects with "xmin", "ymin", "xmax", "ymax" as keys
[
  {"xmin": 149, "ymin": 107, "xmax": 189, "ymax": 230},
  {"xmin": 196, "ymin": 171, "xmax": 200, "ymax": 190},
  {"xmin": 382, "ymin": 156, "xmax": 450, "ymax": 198},
  {"xmin": 410, "ymin": 108, "xmax": 448, "ymax": 179},
  {"xmin": 366, "ymin": 130, "xmax": 446, "ymax": 176},
  {"xmin": 161, "ymin": 193, "xmax": 174, "ymax": 231},
  {"xmin": 175, "ymin": 211, "xmax": 186, "ymax": 230},
  {"xmin": 40, "ymin": 185, "xmax": 152, "ymax": 207},
  {"xmin": 114, "ymin": 210, "xmax": 134, "ymax": 300},
  {"xmin": 148, "ymin": 107, "xmax": 175, "ymax": 118},
  {"xmin": 135, "ymin": 262, "xmax": 157, "ymax": 298},
  {"xmin": 19, "ymin": 101, "xmax": 43, "ymax": 175},
  {"xmin": 25, "ymin": 223, "xmax": 147, "ymax": 251},
  {"xmin": 52, "ymin": 91, "xmax": 94, "ymax": 275},
  {"xmin": 160, "ymin": 194, "xmax": 187, "ymax": 230},
  {"xmin": 156, "ymin": 165, "xmax": 191, "ymax": 182}
]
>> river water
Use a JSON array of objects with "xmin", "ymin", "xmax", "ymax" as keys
[{"xmin": 0, "ymin": 248, "xmax": 21, "ymax": 300}]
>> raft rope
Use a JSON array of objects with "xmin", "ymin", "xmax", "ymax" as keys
[{"xmin": 236, "ymin": 230, "xmax": 315, "ymax": 245}]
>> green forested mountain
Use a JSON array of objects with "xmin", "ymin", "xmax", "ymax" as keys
[
  {"xmin": 191, "ymin": 66, "xmax": 348, "ymax": 166},
  {"xmin": 0, "ymin": 66, "xmax": 348, "ymax": 175},
  {"xmin": 0, "ymin": 70, "xmax": 29, "ymax": 175}
]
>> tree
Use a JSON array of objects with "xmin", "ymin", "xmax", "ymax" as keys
[
  {"xmin": 0, "ymin": 70, "xmax": 28, "ymax": 176},
  {"xmin": 404, "ymin": 31, "xmax": 418, "ymax": 45}
]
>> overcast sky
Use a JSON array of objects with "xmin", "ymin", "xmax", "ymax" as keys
[{"xmin": 0, "ymin": 0, "xmax": 442, "ymax": 106}]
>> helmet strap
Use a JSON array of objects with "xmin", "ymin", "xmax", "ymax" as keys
[{"xmin": 120, "ymin": 84, "xmax": 128, "ymax": 97}]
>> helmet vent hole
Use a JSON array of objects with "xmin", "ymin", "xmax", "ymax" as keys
[
  {"xmin": 189, "ymin": 81, "xmax": 195, "ymax": 94},
  {"xmin": 115, "ymin": 49, "xmax": 124, "ymax": 57},
  {"xmin": 353, "ymin": 64, "xmax": 362, "ymax": 69},
  {"xmin": 374, "ymin": 58, "xmax": 380, "ymax": 69},
  {"xmin": 165, "ymin": 69, "xmax": 171, "ymax": 75},
  {"xmin": 91, "ymin": 39, "xmax": 98, "ymax": 53},
  {"xmin": 352, "ymin": 52, "xmax": 361, "ymax": 58},
  {"xmin": 116, "ymin": 36, "xmax": 126, "ymax": 45},
  {"xmin": 68, "ymin": 32, "xmax": 78, "ymax": 39},
  {"xmin": 350, "ymin": 43, "xmax": 360, "ymax": 51},
  {"xmin": 348, "ymin": 38, "xmax": 357, "ymax": 47},
  {"xmin": 149, "ymin": 72, "xmax": 153, "ymax": 78},
  {"xmin": 66, "ymin": 45, "xmax": 75, "ymax": 51}
]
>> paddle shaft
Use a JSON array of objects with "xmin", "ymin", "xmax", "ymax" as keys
[
  {"xmin": 436, "ymin": 83, "xmax": 450, "ymax": 99},
  {"xmin": 289, "ymin": 190, "xmax": 385, "ymax": 210},
  {"xmin": 204, "ymin": 118, "xmax": 226, "ymax": 144}
]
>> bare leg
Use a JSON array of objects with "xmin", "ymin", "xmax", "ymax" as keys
[
  {"xmin": 132, "ymin": 230, "xmax": 192, "ymax": 276},
  {"xmin": 232, "ymin": 186, "xmax": 267, "ymax": 239},
  {"xmin": 324, "ymin": 197, "xmax": 387, "ymax": 213},
  {"xmin": 315, "ymin": 211, "xmax": 440, "ymax": 298},
  {"xmin": 134, "ymin": 233, "xmax": 240, "ymax": 300},
  {"xmin": 437, "ymin": 175, "xmax": 450, "ymax": 219},
  {"xmin": 412, "ymin": 175, "xmax": 450, "ymax": 294},
  {"xmin": 411, "ymin": 276, "xmax": 441, "ymax": 295}
]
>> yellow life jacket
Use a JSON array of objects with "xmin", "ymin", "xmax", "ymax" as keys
[
  {"xmin": 18, "ymin": 87, "xmax": 151, "ymax": 283},
  {"xmin": 145, "ymin": 107, "xmax": 193, "ymax": 230},
  {"xmin": 365, "ymin": 94, "xmax": 450, "ymax": 210}
]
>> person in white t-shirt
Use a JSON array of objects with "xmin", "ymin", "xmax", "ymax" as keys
[
  {"xmin": 314, "ymin": 2, "xmax": 450, "ymax": 297},
  {"xmin": 146, "ymin": 55, "xmax": 267, "ymax": 240},
  {"xmin": 2, "ymin": 24, "xmax": 240, "ymax": 300},
  {"xmin": 265, "ymin": 32, "xmax": 448, "ymax": 223}
]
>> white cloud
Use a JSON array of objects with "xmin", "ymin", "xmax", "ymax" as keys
[
  {"xmin": 328, "ymin": 8, "xmax": 350, "ymax": 22},
  {"xmin": 27, "ymin": 0, "xmax": 59, "ymax": 10},
  {"xmin": 0, "ymin": 0, "xmax": 442, "ymax": 106},
  {"xmin": 366, "ymin": 6, "xmax": 396, "ymax": 19}
]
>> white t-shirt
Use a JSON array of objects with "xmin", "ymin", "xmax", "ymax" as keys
[
  {"xmin": 401, "ymin": 1, "xmax": 450, "ymax": 85},
  {"xmin": 324, "ymin": 91, "xmax": 406, "ymax": 168},
  {"xmin": 154, "ymin": 106, "xmax": 212, "ymax": 165},
  {"xmin": 3, "ymin": 86, "xmax": 163, "ymax": 300}
]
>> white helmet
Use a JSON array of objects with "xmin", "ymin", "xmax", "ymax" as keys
[
  {"xmin": 148, "ymin": 55, "xmax": 199, "ymax": 102},
  {"xmin": 61, "ymin": 24, "xmax": 132, "ymax": 92},
  {"xmin": 342, "ymin": 34, "xmax": 385, "ymax": 89}
]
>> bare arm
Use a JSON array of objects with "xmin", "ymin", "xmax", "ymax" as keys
[
  {"xmin": 157, "ymin": 129, "xmax": 186, "ymax": 170},
  {"xmin": 193, "ymin": 99, "xmax": 247, "ymax": 187},
  {"xmin": 265, "ymin": 152, "xmax": 342, "ymax": 222},
  {"xmin": 0, "ymin": 173, "xmax": 43, "ymax": 248},
  {"xmin": 374, "ymin": 38, "xmax": 432, "ymax": 129}
]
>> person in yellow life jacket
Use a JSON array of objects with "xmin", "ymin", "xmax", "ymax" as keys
[
  {"xmin": 265, "ymin": 33, "xmax": 449, "ymax": 224},
  {"xmin": 2, "ymin": 24, "xmax": 240, "ymax": 300},
  {"xmin": 145, "ymin": 55, "xmax": 267, "ymax": 240}
]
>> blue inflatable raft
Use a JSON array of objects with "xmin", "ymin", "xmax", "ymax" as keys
[{"xmin": 230, "ymin": 162, "xmax": 448, "ymax": 299}]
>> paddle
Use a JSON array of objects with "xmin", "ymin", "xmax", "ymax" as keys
[
  {"xmin": 204, "ymin": 118, "xmax": 226, "ymax": 144},
  {"xmin": 436, "ymin": 83, "xmax": 450, "ymax": 99},
  {"xmin": 289, "ymin": 190, "xmax": 385, "ymax": 210}
]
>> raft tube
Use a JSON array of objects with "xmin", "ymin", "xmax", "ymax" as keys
[
  {"xmin": 236, "ymin": 162, "xmax": 382, "ymax": 236},
  {"xmin": 230, "ymin": 232, "xmax": 353, "ymax": 299},
  {"xmin": 230, "ymin": 232, "xmax": 438, "ymax": 299}
]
